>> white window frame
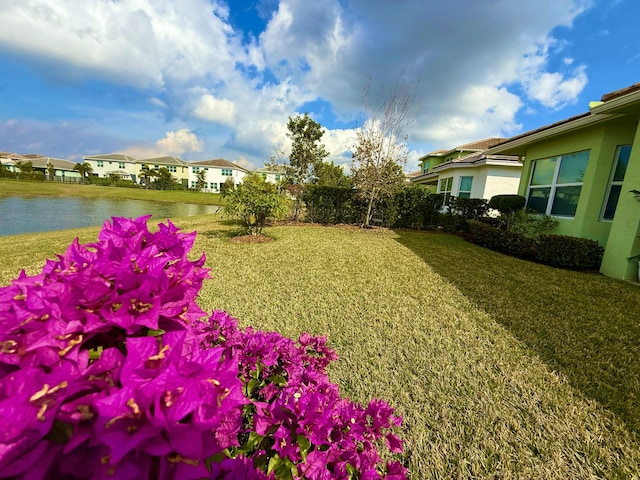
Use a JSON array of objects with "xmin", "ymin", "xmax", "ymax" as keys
[
  {"xmin": 601, "ymin": 145, "xmax": 632, "ymax": 221},
  {"xmin": 458, "ymin": 176, "xmax": 473, "ymax": 199},
  {"xmin": 438, "ymin": 177, "xmax": 453, "ymax": 204},
  {"xmin": 526, "ymin": 150, "xmax": 589, "ymax": 218}
]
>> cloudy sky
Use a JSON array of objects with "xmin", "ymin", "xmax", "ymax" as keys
[{"xmin": 0, "ymin": 0, "xmax": 638, "ymax": 172}]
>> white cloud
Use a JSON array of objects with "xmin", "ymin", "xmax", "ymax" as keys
[
  {"xmin": 121, "ymin": 128, "xmax": 203, "ymax": 159},
  {"xmin": 0, "ymin": 0, "xmax": 594, "ymax": 170},
  {"xmin": 193, "ymin": 94, "xmax": 237, "ymax": 126}
]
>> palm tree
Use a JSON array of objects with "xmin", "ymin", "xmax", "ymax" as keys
[
  {"xmin": 46, "ymin": 162, "xmax": 56, "ymax": 182},
  {"xmin": 73, "ymin": 162, "xmax": 93, "ymax": 184}
]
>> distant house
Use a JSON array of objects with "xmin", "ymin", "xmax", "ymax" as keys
[
  {"xmin": 254, "ymin": 165, "xmax": 286, "ymax": 184},
  {"xmin": 486, "ymin": 83, "xmax": 640, "ymax": 281},
  {"xmin": 83, "ymin": 154, "xmax": 138, "ymax": 182},
  {"xmin": 22, "ymin": 154, "xmax": 82, "ymax": 182},
  {"xmin": 411, "ymin": 138, "xmax": 522, "ymax": 202},
  {"xmin": 187, "ymin": 159, "xmax": 249, "ymax": 192},
  {"xmin": 138, "ymin": 156, "xmax": 189, "ymax": 187},
  {"xmin": 0, "ymin": 151, "xmax": 27, "ymax": 173}
]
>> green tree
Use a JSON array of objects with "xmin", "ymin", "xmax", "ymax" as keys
[
  {"xmin": 224, "ymin": 173, "xmax": 288, "ymax": 235},
  {"xmin": 284, "ymin": 113, "xmax": 329, "ymax": 220},
  {"xmin": 195, "ymin": 169, "xmax": 207, "ymax": 191},
  {"xmin": 313, "ymin": 160, "xmax": 352, "ymax": 188},
  {"xmin": 73, "ymin": 162, "xmax": 93, "ymax": 184},
  {"xmin": 46, "ymin": 162, "xmax": 56, "ymax": 181},
  {"xmin": 221, "ymin": 177, "xmax": 235, "ymax": 197},
  {"xmin": 351, "ymin": 80, "xmax": 414, "ymax": 227},
  {"xmin": 14, "ymin": 160, "xmax": 33, "ymax": 180},
  {"xmin": 139, "ymin": 165, "xmax": 159, "ymax": 188},
  {"xmin": 155, "ymin": 167, "xmax": 176, "ymax": 190}
]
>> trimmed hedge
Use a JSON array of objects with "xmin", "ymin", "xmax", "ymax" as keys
[
  {"xmin": 467, "ymin": 220, "xmax": 537, "ymax": 260},
  {"xmin": 302, "ymin": 185, "xmax": 359, "ymax": 224},
  {"xmin": 488, "ymin": 194, "xmax": 526, "ymax": 214},
  {"xmin": 536, "ymin": 234, "xmax": 604, "ymax": 270},
  {"xmin": 467, "ymin": 221, "xmax": 605, "ymax": 270}
]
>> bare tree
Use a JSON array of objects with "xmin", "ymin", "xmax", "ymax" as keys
[{"xmin": 351, "ymin": 78, "xmax": 415, "ymax": 227}]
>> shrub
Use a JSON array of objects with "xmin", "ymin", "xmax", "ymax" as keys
[
  {"xmin": 488, "ymin": 194, "xmax": 526, "ymax": 215},
  {"xmin": 467, "ymin": 220, "xmax": 537, "ymax": 260},
  {"xmin": 536, "ymin": 234, "xmax": 604, "ymax": 270},
  {"xmin": 0, "ymin": 216, "xmax": 405, "ymax": 479},
  {"xmin": 391, "ymin": 186, "xmax": 443, "ymax": 230},
  {"xmin": 224, "ymin": 173, "xmax": 288, "ymax": 235},
  {"xmin": 302, "ymin": 185, "xmax": 355, "ymax": 224},
  {"xmin": 506, "ymin": 210, "xmax": 558, "ymax": 238}
]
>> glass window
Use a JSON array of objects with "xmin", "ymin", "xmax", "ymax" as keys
[
  {"xmin": 422, "ymin": 161, "xmax": 430, "ymax": 174},
  {"xmin": 222, "ymin": 169, "xmax": 233, "ymax": 176},
  {"xmin": 526, "ymin": 150, "xmax": 589, "ymax": 217},
  {"xmin": 192, "ymin": 167, "xmax": 199, "ymax": 173},
  {"xmin": 118, "ymin": 162, "xmax": 125, "ymax": 169},
  {"xmin": 458, "ymin": 176, "xmax": 473, "ymax": 199},
  {"xmin": 275, "ymin": 174, "xmax": 281, "ymax": 181},
  {"xmin": 438, "ymin": 177, "xmax": 453, "ymax": 203},
  {"xmin": 602, "ymin": 145, "xmax": 631, "ymax": 221},
  {"xmin": 96, "ymin": 161, "xmax": 104, "ymax": 168}
]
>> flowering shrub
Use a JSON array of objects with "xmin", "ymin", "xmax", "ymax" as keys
[{"xmin": 0, "ymin": 216, "xmax": 406, "ymax": 479}]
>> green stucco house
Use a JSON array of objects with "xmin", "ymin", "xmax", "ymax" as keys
[
  {"xmin": 411, "ymin": 138, "xmax": 522, "ymax": 202},
  {"xmin": 486, "ymin": 83, "xmax": 640, "ymax": 281}
]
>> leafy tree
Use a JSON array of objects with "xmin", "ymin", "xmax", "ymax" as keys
[
  {"xmin": 154, "ymin": 167, "xmax": 176, "ymax": 190},
  {"xmin": 313, "ymin": 160, "xmax": 352, "ymax": 188},
  {"xmin": 195, "ymin": 169, "xmax": 207, "ymax": 191},
  {"xmin": 14, "ymin": 160, "xmax": 33, "ymax": 180},
  {"xmin": 283, "ymin": 113, "xmax": 330, "ymax": 220},
  {"xmin": 224, "ymin": 173, "xmax": 288, "ymax": 235},
  {"xmin": 221, "ymin": 177, "xmax": 235, "ymax": 196},
  {"xmin": 73, "ymin": 162, "xmax": 93, "ymax": 184},
  {"xmin": 351, "ymin": 79, "xmax": 414, "ymax": 227},
  {"xmin": 139, "ymin": 165, "xmax": 152, "ymax": 188},
  {"xmin": 46, "ymin": 162, "xmax": 56, "ymax": 181}
]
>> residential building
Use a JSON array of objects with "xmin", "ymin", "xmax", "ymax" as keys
[
  {"xmin": 411, "ymin": 138, "xmax": 521, "ymax": 202},
  {"xmin": 22, "ymin": 154, "xmax": 82, "ymax": 182},
  {"xmin": 254, "ymin": 165, "xmax": 286, "ymax": 184},
  {"xmin": 187, "ymin": 159, "xmax": 249, "ymax": 192},
  {"xmin": 138, "ymin": 156, "xmax": 189, "ymax": 187},
  {"xmin": 83, "ymin": 153, "xmax": 138, "ymax": 182},
  {"xmin": 486, "ymin": 83, "xmax": 640, "ymax": 281}
]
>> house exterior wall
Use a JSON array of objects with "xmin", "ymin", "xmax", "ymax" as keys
[
  {"xmin": 84, "ymin": 158, "xmax": 138, "ymax": 180},
  {"xmin": 513, "ymin": 117, "xmax": 640, "ymax": 280},
  {"xmin": 187, "ymin": 165, "xmax": 247, "ymax": 192},
  {"xmin": 433, "ymin": 165, "xmax": 520, "ymax": 200}
]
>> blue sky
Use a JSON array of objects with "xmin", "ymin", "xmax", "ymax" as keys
[{"xmin": 0, "ymin": 0, "xmax": 639, "ymax": 172}]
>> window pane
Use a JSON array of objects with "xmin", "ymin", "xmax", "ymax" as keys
[
  {"xmin": 613, "ymin": 145, "xmax": 631, "ymax": 182},
  {"xmin": 531, "ymin": 158, "xmax": 556, "ymax": 185},
  {"xmin": 527, "ymin": 188, "xmax": 551, "ymax": 214},
  {"xmin": 551, "ymin": 185, "xmax": 582, "ymax": 216},
  {"xmin": 557, "ymin": 150, "xmax": 589, "ymax": 184},
  {"xmin": 457, "ymin": 192, "xmax": 471, "ymax": 199},
  {"xmin": 460, "ymin": 176, "xmax": 473, "ymax": 192},
  {"xmin": 603, "ymin": 185, "xmax": 622, "ymax": 220}
]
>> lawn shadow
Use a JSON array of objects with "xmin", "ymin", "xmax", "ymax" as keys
[{"xmin": 394, "ymin": 229, "xmax": 640, "ymax": 438}]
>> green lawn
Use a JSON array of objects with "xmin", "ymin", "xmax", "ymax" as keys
[
  {"xmin": 1, "ymin": 217, "xmax": 639, "ymax": 479},
  {"xmin": 0, "ymin": 178, "xmax": 224, "ymax": 205}
]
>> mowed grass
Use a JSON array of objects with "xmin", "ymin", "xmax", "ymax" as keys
[
  {"xmin": 0, "ymin": 178, "xmax": 224, "ymax": 205},
  {"xmin": 1, "ymin": 217, "xmax": 640, "ymax": 479}
]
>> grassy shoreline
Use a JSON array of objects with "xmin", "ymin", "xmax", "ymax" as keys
[
  {"xmin": 0, "ymin": 178, "xmax": 224, "ymax": 205},
  {"xmin": 1, "ymin": 218, "xmax": 639, "ymax": 478}
]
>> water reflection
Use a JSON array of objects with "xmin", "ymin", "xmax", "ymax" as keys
[{"xmin": 0, "ymin": 196, "xmax": 221, "ymax": 236}]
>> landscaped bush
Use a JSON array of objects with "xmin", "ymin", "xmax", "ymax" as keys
[
  {"xmin": 391, "ymin": 186, "xmax": 443, "ymax": 230},
  {"xmin": 0, "ymin": 216, "xmax": 405, "ymax": 479},
  {"xmin": 302, "ymin": 185, "xmax": 356, "ymax": 224},
  {"xmin": 487, "ymin": 194, "xmax": 526, "ymax": 215},
  {"xmin": 467, "ymin": 219, "xmax": 537, "ymax": 260},
  {"xmin": 535, "ymin": 234, "xmax": 604, "ymax": 270}
]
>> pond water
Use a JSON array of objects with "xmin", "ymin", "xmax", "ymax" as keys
[{"xmin": 0, "ymin": 196, "xmax": 221, "ymax": 236}]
